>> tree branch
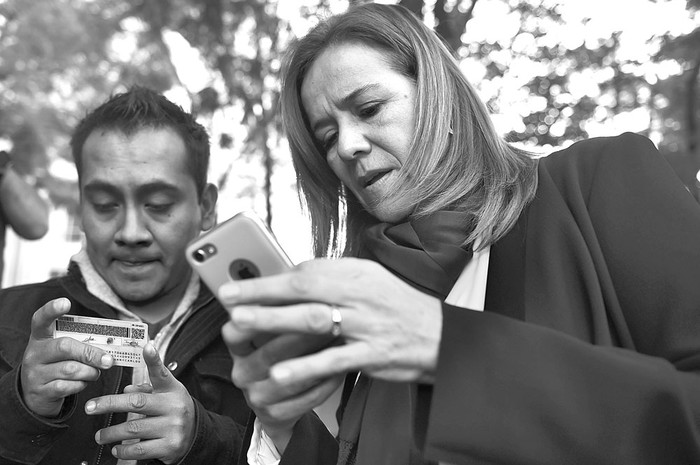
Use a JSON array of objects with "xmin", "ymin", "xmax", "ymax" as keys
[{"xmin": 434, "ymin": 0, "xmax": 480, "ymax": 53}]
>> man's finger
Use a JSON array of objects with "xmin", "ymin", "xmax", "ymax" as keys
[
  {"xmin": 85, "ymin": 390, "xmax": 151, "ymax": 416},
  {"xmin": 123, "ymin": 383, "xmax": 154, "ymax": 394},
  {"xmin": 142, "ymin": 343, "xmax": 176, "ymax": 391},
  {"xmin": 95, "ymin": 415, "xmax": 160, "ymax": 445},
  {"xmin": 30, "ymin": 298, "xmax": 72, "ymax": 340},
  {"xmin": 31, "ymin": 336, "xmax": 113, "ymax": 369},
  {"xmin": 110, "ymin": 438, "xmax": 170, "ymax": 462}
]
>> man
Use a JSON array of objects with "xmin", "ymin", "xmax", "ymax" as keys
[
  {"xmin": 0, "ymin": 148, "xmax": 49, "ymax": 283},
  {"xmin": 0, "ymin": 88, "xmax": 249, "ymax": 464}
]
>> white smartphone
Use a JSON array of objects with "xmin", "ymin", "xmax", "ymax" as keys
[{"xmin": 186, "ymin": 211, "xmax": 293, "ymax": 299}]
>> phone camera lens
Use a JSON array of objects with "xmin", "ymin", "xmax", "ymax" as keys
[{"xmin": 193, "ymin": 244, "xmax": 217, "ymax": 263}]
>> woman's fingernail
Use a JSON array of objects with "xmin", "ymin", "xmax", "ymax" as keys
[
  {"xmin": 271, "ymin": 366, "xmax": 291, "ymax": 383},
  {"xmin": 232, "ymin": 308, "xmax": 254, "ymax": 327},
  {"xmin": 85, "ymin": 400, "xmax": 96, "ymax": 413},
  {"xmin": 218, "ymin": 284, "xmax": 241, "ymax": 301}
]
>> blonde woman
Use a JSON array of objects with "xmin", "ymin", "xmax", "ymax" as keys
[{"xmin": 222, "ymin": 4, "xmax": 700, "ymax": 464}]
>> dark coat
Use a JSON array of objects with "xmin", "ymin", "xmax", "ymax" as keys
[
  {"xmin": 280, "ymin": 133, "xmax": 700, "ymax": 464},
  {"xmin": 424, "ymin": 133, "xmax": 700, "ymax": 464}
]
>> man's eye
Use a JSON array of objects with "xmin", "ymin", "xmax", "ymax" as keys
[
  {"xmin": 147, "ymin": 203, "xmax": 173, "ymax": 213},
  {"xmin": 92, "ymin": 203, "xmax": 118, "ymax": 213}
]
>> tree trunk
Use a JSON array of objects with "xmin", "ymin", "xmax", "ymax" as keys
[
  {"xmin": 398, "ymin": 0, "xmax": 423, "ymax": 17},
  {"xmin": 687, "ymin": 56, "xmax": 700, "ymax": 200},
  {"xmin": 434, "ymin": 0, "xmax": 479, "ymax": 53}
]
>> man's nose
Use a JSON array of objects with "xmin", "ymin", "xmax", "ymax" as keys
[{"xmin": 115, "ymin": 208, "xmax": 152, "ymax": 245}]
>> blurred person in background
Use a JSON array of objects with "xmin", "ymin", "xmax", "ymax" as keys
[
  {"xmin": 0, "ymin": 149, "xmax": 49, "ymax": 283},
  {"xmin": 0, "ymin": 87, "xmax": 250, "ymax": 464},
  {"xmin": 221, "ymin": 3, "xmax": 700, "ymax": 465}
]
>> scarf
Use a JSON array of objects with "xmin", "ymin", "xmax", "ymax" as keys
[{"xmin": 336, "ymin": 210, "xmax": 474, "ymax": 465}]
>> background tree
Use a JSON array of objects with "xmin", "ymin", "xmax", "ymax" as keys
[
  {"xmin": 399, "ymin": 0, "xmax": 700, "ymax": 198},
  {"xmin": 130, "ymin": 0, "xmax": 289, "ymax": 226},
  {"xmin": 1, "ymin": 0, "xmax": 698, "ymax": 233},
  {"xmin": 653, "ymin": 0, "xmax": 700, "ymax": 193}
]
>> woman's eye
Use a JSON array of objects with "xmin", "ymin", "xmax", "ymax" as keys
[
  {"xmin": 359, "ymin": 103, "xmax": 381, "ymax": 118},
  {"xmin": 322, "ymin": 132, "xmax": 338, "ymax": 152}
]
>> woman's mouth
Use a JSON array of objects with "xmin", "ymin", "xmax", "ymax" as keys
[{"xmin": 363, "ymin": 170, "xmax": 391, "ymax": 188}]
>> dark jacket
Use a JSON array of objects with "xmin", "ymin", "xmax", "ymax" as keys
[
  {"xmin": 423, "ymin": 132, "xmax": 700, "ymax": 464},
  {"xmin": 0, "ymin": 263, "xmax": 249, "ymax": 465},
  {"xmin": 279, "ymin": 133, "xmax": 700, "ymax": 464}
]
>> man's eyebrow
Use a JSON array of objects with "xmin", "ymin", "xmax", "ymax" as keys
[
  {"xmin": 83, "ymin": 180, "xmax": 181, "ymax": 196},
  {"xmin": 311, "ymin": 83, "xmax": 382, "ymax": 133},
  {"xmin": 83, "ymin": 181, "xmax": 119, "ymax": 195},
  {"xmin": 137, "ymin": 181, "xmax": 181, "ymax": 196}
]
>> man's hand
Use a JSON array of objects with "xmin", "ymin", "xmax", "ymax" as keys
[
  {"xmin": 85, "ymin": 343, "xmax": 196, "ymax": 464},
  {"xmin": 20, "ymin": 298, "xmax": 114, "ymax": 417}
]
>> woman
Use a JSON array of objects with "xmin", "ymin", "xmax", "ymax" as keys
[{"xmin": 221, "ymin": 3, "xmax": 700, "ymax": 464}]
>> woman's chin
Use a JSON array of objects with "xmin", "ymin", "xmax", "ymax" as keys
[{"xmin": 366, "ymin": 203, "xmax": 412, "ymax": 224}]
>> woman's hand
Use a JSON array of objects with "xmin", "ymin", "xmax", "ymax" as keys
[
  {"xmin": 222, "ymin": 321, "xmax": 342, "ymax": 453},
  {"xmin": 219, "ymin": 258, "xmax": 443, "ymax": 389}
]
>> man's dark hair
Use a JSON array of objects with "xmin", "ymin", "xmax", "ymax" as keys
[{"xmin": 70, "ymin": 86, "xmax": 210, "ymax": 197}]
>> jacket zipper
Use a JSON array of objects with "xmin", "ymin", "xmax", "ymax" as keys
[{"xmin": 95, "ymin": 366, "xmax": 123, "ymax": 465}]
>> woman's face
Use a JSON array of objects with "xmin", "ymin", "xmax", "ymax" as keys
[{"xmin": 300, "ymin": 42, "xmax": 417, "ymax": 224}]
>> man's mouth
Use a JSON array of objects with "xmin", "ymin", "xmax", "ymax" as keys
[{"xmin": 114, "ymin": 258, "xmax": 157, "ymax": 267}]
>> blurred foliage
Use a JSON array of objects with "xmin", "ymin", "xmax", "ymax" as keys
[
  {"xmin": 1, "ymin": 0, "xmax": 699, "ymax": 221},
  {"xmin": 399, "ymin": 0, "xmax": 700, "ymax": 195}
]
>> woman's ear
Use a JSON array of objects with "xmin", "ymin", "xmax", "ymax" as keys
[{"xmin": 199, "ymin": 183, "xmax": 219, "ymax": 231}]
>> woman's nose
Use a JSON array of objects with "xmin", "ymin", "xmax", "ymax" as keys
[{"xmin": 336, "ymin": 125, "xmax": 371, "ymax": 161}]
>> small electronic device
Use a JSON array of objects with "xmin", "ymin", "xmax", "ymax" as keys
[
  {"xmin": 53, "ymin": 315, "xmax": 148, "ymax": 367},
  {"xmin": 186, "ymin": 211, "xmax": 293, "ymax": 299}
]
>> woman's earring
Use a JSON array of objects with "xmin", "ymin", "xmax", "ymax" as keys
[{"xmin": 448, "ymin": 122, "xmax": 454, "ymax": 135}]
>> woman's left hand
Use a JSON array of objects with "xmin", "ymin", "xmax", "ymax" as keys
[
  {"xmin": 222, "ymin": 325, "xmax": 342, "ymax": 454},
  {"xmin": 218, "ymin": 257, "xmax": 443, "ymax": 387}
]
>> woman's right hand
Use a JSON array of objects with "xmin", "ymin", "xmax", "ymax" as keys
[{"xmin": 221, "ymin": 321, "xmax": 342, "ymax": 453}]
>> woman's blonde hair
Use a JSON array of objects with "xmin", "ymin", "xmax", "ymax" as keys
[{"xmin": 281, "ymin": 3, "xmax": 538, "ymax": 258}]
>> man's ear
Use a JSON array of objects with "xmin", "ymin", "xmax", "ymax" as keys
[{"xmin": 199, "ymin": 183, "xmax": 218, "ymax": 231}]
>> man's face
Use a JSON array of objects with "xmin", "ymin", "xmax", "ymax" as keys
[{"xmin": 79, "ymin": 127, "xmax": 216, "ymax": 309}]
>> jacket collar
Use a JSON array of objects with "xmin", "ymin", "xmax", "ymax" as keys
[{"xmin": 61, "ymin": 252, "xmax": 216, "ymax": 321}]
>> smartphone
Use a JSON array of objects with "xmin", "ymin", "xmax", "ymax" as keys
[{"xmin": 186, "ymin": 211, "xmax": 293, "ymax": 299}]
